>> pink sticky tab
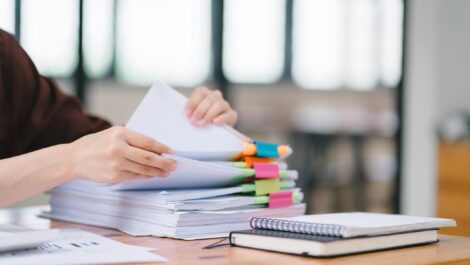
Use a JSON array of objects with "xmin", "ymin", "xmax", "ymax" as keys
[
  {"xmin": 269, "ymin": 191, "xmax": 293, "ymax": 208},
  {"xmin": 253, "ymin": 162, "xmax": 279, "ymax": 179}
]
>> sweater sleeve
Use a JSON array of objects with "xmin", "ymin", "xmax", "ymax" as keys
[{"xmin": 0, "ymin": 29, "xmax": 111, "ymax": 159}]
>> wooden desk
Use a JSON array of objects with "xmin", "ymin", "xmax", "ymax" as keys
[
  {"xmin": 2, "ymin": 206, "xmax": 470, "ymax": 265},
  {"xmin": 438, "ymin": 142, "xmax": 470, "ymax": 236}
]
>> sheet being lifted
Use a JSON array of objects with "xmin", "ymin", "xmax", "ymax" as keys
[{"xmin": 125, "ymin": 81, "xmax": 250, "ymax": 161}]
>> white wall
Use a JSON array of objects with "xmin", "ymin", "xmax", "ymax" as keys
[
  {"xmin": 401, "ymin": 0, "xmax": 470, "ymax": 216},
  {"xmin": 437, "ymin": 0, "xmax": 470, "ymax": 119}
]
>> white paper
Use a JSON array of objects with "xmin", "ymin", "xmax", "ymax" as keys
[
  {"xmin": 109, "ymin": 154, "xmax": 246, "ymax": 190},
  {"xmin": 43, "ymin": 204, "xmax": 307, "ymax": 240},
  {"xmin": 278, "ymin": 212, "xmax": 457, "ymax": 237},
  {"xmin": 126, "ymin": 81, "xmax": 246, "ymax": 160},
  {"xmin": 56, "ymin": 178, "xmax": 296, "ymax": 204},
  {"xmin": 0, "ymin": 229, "xmax": 166, "ymax": 264},
  {"xmin": 0, "ymin": 226, "xmax": 61, "ymax": 253}
]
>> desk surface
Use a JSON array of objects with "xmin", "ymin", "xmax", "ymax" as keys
[{"xmin": 2, "ymin": 206, "xmax": 470, "ymax": 265}]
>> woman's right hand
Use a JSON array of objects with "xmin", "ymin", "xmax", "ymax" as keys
[{"xmin": 66, "ymin": 126, "xmax": 176, "ymax": 183}]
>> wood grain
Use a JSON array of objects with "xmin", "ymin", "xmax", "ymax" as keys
[
  {"xmin": 438, "ymin": 142, "xmax": 470, "ymax": 236},
  {"xmin": 3, "ymin": 206, "xmax": 470, "ymax": 265}
]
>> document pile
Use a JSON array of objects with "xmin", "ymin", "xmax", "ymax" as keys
[
  {"xmin": 45, "ymin": 82, "xmax": 306, "ymax": 240},
  {"xmin": 0, "ymin": 226, "xmax": 166, "ymax": 264}
]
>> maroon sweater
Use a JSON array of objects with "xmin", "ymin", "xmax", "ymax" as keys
[{"xmin": 0, "ymin": 29, "xmax": 111, "ymax": 159}]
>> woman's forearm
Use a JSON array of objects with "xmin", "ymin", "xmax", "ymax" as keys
[
  {"xmin": 0, "ymin": 144, "xmax": 74, "ymax": 207},
  {"xmin": 0, "ymin": 126, "xmax": 176, "ymax": 208}
]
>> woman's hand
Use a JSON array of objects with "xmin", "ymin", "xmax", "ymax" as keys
[
  {"xmin": 67, "ymin": 126, "xmax": 176, "ymax": 184},
  {"xmin": 185, "ymin": 86, "xmax": 238, "ymax": 127}
]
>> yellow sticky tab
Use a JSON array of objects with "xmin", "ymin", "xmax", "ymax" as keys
[{"xmin": 254, "ymin": 179, "xmax": 281, "ymax": 196}]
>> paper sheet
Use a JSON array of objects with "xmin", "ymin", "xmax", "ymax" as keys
[
  {"xmin": 109, "ymin": 154, "xmax": 245, "ymax": 190},
  {"xmin": 0, "ymin": 229, "xmax": 166, "ymax": 264},
  {"xmin": 126, "ymin": 81, "xmax": 246, "ymax": 160}
]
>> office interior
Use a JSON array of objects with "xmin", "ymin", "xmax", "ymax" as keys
[{"xmin": 1, "ymin": 0, "xmax": 469, "ymax": 236}]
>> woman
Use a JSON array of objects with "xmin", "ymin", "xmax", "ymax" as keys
[{"xmin": 0, "ymin": 29, "xmax": 237, "ymax": 207}]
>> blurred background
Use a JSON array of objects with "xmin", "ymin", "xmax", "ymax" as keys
[{"xmin": 1, "ymin": 0, "xmax": 469, "ymax": 235}]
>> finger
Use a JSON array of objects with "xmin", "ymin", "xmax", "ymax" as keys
[
  {"xmin": 190, "ymin": 96, "xmax": 214, "ymax": 126},
  {"xmin": 213, "ymin": 110, "xmax": 238, "ymax": 126},
  {"xmin": 106, "ymin": 171, "xmax": 144, "ymax": 184},
  {"xmin": 204, "ymin": 100, "xmax": 230, "ymax": 125},
  {"xmin": 121, "ymin": 159, "xmax": 169, "ymax": 178},
  {"xmin": 185, "ymin": 87, "xmax": 210, "ymax": 117},
  {"xmin": 123, "ymin": 129, "xmax": 173, "ymax": 154},
  {"xmin": 118, "ymin": 171, "xmax": 148, "ymax": 182},
  {"xmin": 124, "ymin": 146, "xmax": 176, "ymax": 172}
]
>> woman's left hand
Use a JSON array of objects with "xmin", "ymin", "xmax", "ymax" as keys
[{"xmin": 184, "ymin": 86, "xmax": 238, "ymax": 127}]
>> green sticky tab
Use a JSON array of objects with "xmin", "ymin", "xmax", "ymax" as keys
[
  {"xmin": 255, "ymin": 179, "xmax": 280, "ymax": 196},
  {"xmin": 280, "ymin": 180, "xmax": 291, "ymax": 189},
  {"xmin": 239, "ymin": 169, "xmax": 255, "ymax": 178},
  {"xmin": 254, "ymin": 195, "xmax": 269, "ymax": 204},
  {"xmin": 279, "ymin": 170, "xmax": 288, "ymax": 178},
  {"xmin": 241, "ymin": 183, "xmax": 255, "ymax": 193},
  {"xmin": 232, "ymin": 162, "xmax": 247, "ymax": 168},
  {"xmin": 293, "ymin": 193, "xmax": 300, "ymax": 202}
]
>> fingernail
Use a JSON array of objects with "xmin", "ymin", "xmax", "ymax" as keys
[
  {"xmin": 167, "ymin": 148, "xmax": 175, "ymax": 154},
  {"xmin": 185, "ymin": 109, "xmax": 191, "ymax": 117},
  {"xmin": 162, "ymin": 171, "xmax": 169, "ymax": 177},
  {"xmin": 170, "ymin": 162, "xmax": 177, "ymax": 171},
  {"xmin": 190, "ymin": 117, "xmax": 198, "ymax": 124},
  {"xmin": 198, "ymin": 119, "xmax": 208, "ymax": 127}
]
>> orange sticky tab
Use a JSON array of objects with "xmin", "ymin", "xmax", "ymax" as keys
[
  {"xmin": 242, "ymin": 142, "xmax": 257, "ymax": 156},
  {"xmin": 278, "ymin": 145, "xmax": 289, "ymax": 156},
  {"xmin": 269, "ymin": 191, "xmax": 293, "ymax": 208},
  {"xmin": 243, "ymin": 157, "xmax": 275, "ymax": 168}
]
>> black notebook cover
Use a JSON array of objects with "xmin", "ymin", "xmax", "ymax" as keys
[{"xmin": 229, "ymin": 229, "xmax": 439, "ymax": 258}]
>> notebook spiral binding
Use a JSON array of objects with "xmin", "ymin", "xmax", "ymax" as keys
[{"xmin": 250, "ymin": 217, "xmax": 346, "ymax": 237}]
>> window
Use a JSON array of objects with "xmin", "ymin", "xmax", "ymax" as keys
[
  {"xmin": 223, "ymin": 0, "xmax": 285, "ymax": 83},
  {"xmin": 379, "ymin": 0, "xmax": 404, "ymax": 87},
  {"xmin": 83, "ymin": 0, "xmax": 114, "ymax": 78},
  {"xmin": 0, "ymin": 0, "xmax": 15, "ymax": 34},
  {"xmin": 6, "ymin": 0, "xmax": 403, "ymax": 91},
  {"xmin": 115, "ymin": 0, "xmax": 211, "ymax": 87},
  {"xmin": 292, "ymin": 0, "xmax": 403, "ymax": 90},
  {"xmin": 292, "ymin": 0, "xmax": 345, "ymax": 89},
  {"xmin": 21, "ymin": 0, "xmax": 78, "ymax": 77}
]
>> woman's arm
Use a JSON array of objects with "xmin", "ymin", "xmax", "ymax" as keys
[
  {"xmin": 0, "ymin": 126, "xmax": 176, "ymax": 207},
  {"xmin": 0, "ymin": 29, "xmax": 111, "ymax": 159},
  {"xmin": 0, "ymin": 144, "xmax": 73, "ymax": 207}
]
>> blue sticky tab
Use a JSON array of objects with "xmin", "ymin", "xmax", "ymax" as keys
[{"xmin": 255, "ymin": 141, "xmax": 279, "ymax": 158}]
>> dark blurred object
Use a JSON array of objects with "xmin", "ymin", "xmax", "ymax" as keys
[{"xmin": 438, "ymin": 111, "xmax": 470, "ymax": 142}]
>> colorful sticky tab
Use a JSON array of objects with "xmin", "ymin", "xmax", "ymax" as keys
[
  {"xmin": 242, "ymin": 142, "xmax": 257, "ymax": 156},
  {"xmin": 254, "ymin": 178, "xmax": 280, "ymax": 196},
  {"xmin": 253, "ymin": 162, "xmax": 279, "ymax": 179},
  {"xmin": 243, "ymin": 157, "xmax": 275, "ymax": 168},
  {"xmin": 269, "ymin": 191, "xmax": 293, "ymax": 208},
  {"xmin": 255, "ymin": 141, "xmax": 279, "ymax": 158}
]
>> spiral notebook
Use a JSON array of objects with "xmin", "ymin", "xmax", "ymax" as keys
[{"xmin": 250, "ymin": 212, "xmax": 456, "ymax": 238}]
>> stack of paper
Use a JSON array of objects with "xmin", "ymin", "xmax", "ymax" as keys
[{"xmin": 45, "ymin": 82, "xmax": 306, "ymax": 240}]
